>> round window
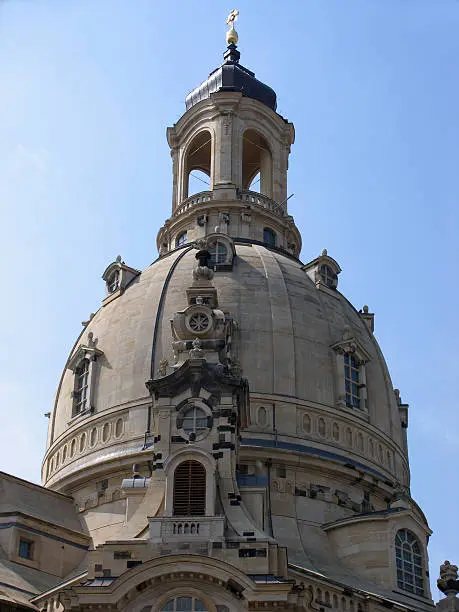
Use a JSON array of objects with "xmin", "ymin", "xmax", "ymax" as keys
[
  {"xmin": 186, "ymin": 311, "xmax": 212, "ymax": 335},
  {"xmin": 177, "ymin": 402, "xmax": 212, "ymax": 441}
]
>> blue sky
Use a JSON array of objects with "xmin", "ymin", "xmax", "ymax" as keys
[{"xmin": 0, "ymin": 0, "xmax": 457, "ymax": 597}]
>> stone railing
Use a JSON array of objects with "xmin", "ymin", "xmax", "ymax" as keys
[
  {"xmin": 173, "ymin": 189, "xmax": 286, "ymax": 219},
  {"xmin": 174, "ymin": 191, "xmax": 213, "ymax": 216},
  {"xmin": 149, "ymin": 515, "xmax": 225, "ymax": 543},
  {"xmin": 239, "ymin": 190, "xmax": 286, "ymax": 217}
]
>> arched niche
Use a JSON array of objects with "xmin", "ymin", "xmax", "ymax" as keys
[
  {"xmin": 242, "ymin": 129, "xmax": 272, "ymax": 198},
  {"xmin": 183, "ymin": 131, "xmax": 212, "ymax": 199}
]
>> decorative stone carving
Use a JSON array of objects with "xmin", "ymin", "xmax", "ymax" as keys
[
  {"xmin": 193, "ymin": 252, "xmax": 214, "ymax": 282},
  {"xmin": 440, "ymin": 561, "xmax": 458, "ymax": 583},
  {"xmin": 189, "ymin": 338, "xmax": 205, "ymax": 359},
  {"xmin": 157, "ymin": 359, "xmax": 169, "ymax": 377},
  {"xmin": 438, "ymin": 561, "xmax": 459, "ymax": 597}
]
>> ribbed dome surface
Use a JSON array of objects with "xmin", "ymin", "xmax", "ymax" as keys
[{"xmin": 46, "ymin": 244, "xmax": 405, "ymax": 489}]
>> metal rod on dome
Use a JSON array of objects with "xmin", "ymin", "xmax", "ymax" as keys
[{"xmin": 279, "ymin": 193, "xmax": 294, "ymax": 207}]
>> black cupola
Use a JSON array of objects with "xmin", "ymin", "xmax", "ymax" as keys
[{"xmin": 185, "ymin": 42, "xmax": 277, "ymax": 112}]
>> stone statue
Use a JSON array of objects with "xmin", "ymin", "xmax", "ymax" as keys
[
  {"xmin": 189, "ymin": 337, "xmax": 205, "ymax": 359},
  {"xmin": 438, "ymin": 560, "xmax": 459, "ymax": 597},
  {"xmin": 440, "ymin": 561, "xmax": 459, "ymax": 583},
  {"xmin": 157, "ymin": 359, "xmax": 168, "ymax": 377}
]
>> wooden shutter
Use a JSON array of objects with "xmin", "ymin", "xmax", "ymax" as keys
[{"xmin": 173, "ymin": 460, "xmax": 206, "ymax": 516}]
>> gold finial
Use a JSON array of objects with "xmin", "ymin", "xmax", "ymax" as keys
[{"xmin": 226, "ymin": 9, "xmax": 239, "ymax": 45}]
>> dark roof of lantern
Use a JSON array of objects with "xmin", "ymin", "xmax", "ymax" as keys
[{"xmin": 185, "ymin": 44, "xmax": 277, "ymax": 112}]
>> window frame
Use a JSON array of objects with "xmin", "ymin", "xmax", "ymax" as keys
[
  {"xmin": 173, "ymin": 460, "xmax": 206, "ymax": 517},
  {"xmin": 344, "ymin": 353, "xmax": 361, "ymax": 410},
  {"xmin": 176, "ymin": 231, "xmax": 188, "ymax": 247},
  {"xmin": 74, "ymin": 358, "xmax": 90, "ymax": 414},
  {"xmin": 395, "ymin": 529, "xmax": 425, "ymax": 596},
  {"xmin": 176, "ymin": 400, "xmax": 212, "ymax": 442},
  {"xmin": 160, "ymin": 596, "xmax": 208, "ymax": 611},
  {"xmin": 263, "ymin": 227, "xmax": 277, "ymax": 248},
  {"xmin": 208, "ymin": 240, "xmax": 228, "ymax": 267},
  {"xmin": 319, "ymin": 264, "xmax": 337, "ymax": 290},
  {"xmin": 18, "ymin": 537, "xmax": 34, "ymax": 560},
  {"xmin": 107, "ymin": 269, "xmax": 120, "ymax": 294},
  {"xmin": 68, "ymin": 337, "xmax": 103, "ymax": 419},
  {"xmin": 331, "ymin": 334, "xmax": 370, "ymax": 414}
]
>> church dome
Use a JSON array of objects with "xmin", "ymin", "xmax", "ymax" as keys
[
  {"xmin": 40, "ymin": 20, "xmax": 432, "ymax": 608},
  {"xmin": 44, "ymin": 243, "xmax": 407, "ymax": 503}
]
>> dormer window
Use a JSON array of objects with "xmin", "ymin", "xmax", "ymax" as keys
[
  {"xmin": 68, "ymin": 333, "xmax": 103, "ymax": 419},
  {"xmin": 263, "ymin": 227, "xmax": 276, "ymax": 247},
  {"xmin": 176, "ymin": 231, "xmax": 188, "ymax": 247},
  {"xmin": 302, "ymin": 249, "xmax": 341, "ymax": 293},
  {"xmin": 205, "ymin": 233, "xmax": 235, "ymax": 271},
  {"xmin": 107, "ymin": 269, "xmax": 120, "ymax": 294},
  {"xmin": 331, "ymin": 328, "xmax": 370, "ymax": 413},
  {"xmin": 102, "ymin": 256, "xmax": 140, "ymax": 305},
  {"xmin": 344, "ymin": 353, "xmax": 361, "ymax": 409},
  {"xmin": 74, "ymin": 359, "xmax": 90, "ymax": 413},
  {"xmin": 320, "ymin": 264, "xmax": 337, "ymax": 289},
  {"xmin": 209, "ymin": 241, "xmax": 228, "ymax": 266}
]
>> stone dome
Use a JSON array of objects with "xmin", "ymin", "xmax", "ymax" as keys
[
  {"xmin": 44, "ymin": 243, "xmax": 407, "ymax": 497},
  {"xmin": 40, "ymin": 38, "xmax": 431, "ymax": 607}
]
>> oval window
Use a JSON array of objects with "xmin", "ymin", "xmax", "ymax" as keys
[
  {"xmin": 79, "ymin": 432, "xmax": 86, "ymax": 452},
  {"xmin": 102, "ymin": 422, "xmax": 110, "ymax": 443},
  {"xmin": 115, "ymin": 418, "xmax": 123, "ymax": 438},
  {"xmin": 258, "ymin": 406, "xmax": 267, "ymax": 427},
  {"xmin": 302, "ymin": 413, "xmax": 311, "ymax": 434},
  {"xmin": 318, "ymin": 418, "xmax": 326, "ymax": 437},
  {"xmin": 332, "ymin": 422, "xmax": 340, "ymax": 441},
  {"xmin": 90, "ymin": 427, "xmax": 97, "ymax": 446}
]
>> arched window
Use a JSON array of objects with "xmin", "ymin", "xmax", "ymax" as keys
[
  {"xmin": 395, "ymin": 529, "xmax": 424, "ymax": 595},
  {"xmin": 344, "ymin": 353, "xmax": 360, "ymax": 409},
  {"xmin": 176, "ymin": 231, "xmax": 188, "ymax": 247},
  {"xmin": 74, "ymin": 359, "xmax": 90, "ymax": 414},
  {"xmin": 208, "ymin": 241, "xmax": 228, "ymax": 266},
  {"xmin": 161, "ymin": 598, "xmax": 208, "ymax": 612},
  {"xmin": 173, "ymin": 460, "xmax": 206, "ymax": 516},
  {"xmin": 242, "ymin": 129, "xmax": 272, "ymax": 197},
  {"xmin": 263, "ymin": 227, "xmax": 276, "ymax": 248},
  {"xmin": 184, "ymin": 131, "xmax": 211, "ymax": 198}
]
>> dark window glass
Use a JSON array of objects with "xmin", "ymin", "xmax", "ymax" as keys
[
  {"xmin": 344, "ymin": 354, "xmax": 360, "ymax": 409},
  {"xmin": 176, "ymin": 231, "xmax": 187, "ymax": 247},
  {"xmin": 263, "ymin": 227, "xmax": 276, "ymax": 247},
  {"xmin": 19, "ymin": 538, "xmax": 33, "ymax": 560}
]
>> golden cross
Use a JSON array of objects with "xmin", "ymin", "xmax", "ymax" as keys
[{"xmin": 226, "ymin": 9, "xmax": 239, "ymax": 28}]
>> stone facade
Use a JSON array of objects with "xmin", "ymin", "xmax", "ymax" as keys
[{"xmin": 1, "ymin": 18, "xmax": 454, "ymax": 612}]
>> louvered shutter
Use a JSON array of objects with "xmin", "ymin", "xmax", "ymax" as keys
[{"xmin": 173, "ymin": 460, "xmax": 206, "ymax": 516}]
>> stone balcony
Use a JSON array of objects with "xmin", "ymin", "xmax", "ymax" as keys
[
  {"xmin": 173, "ymin": 189, "xmax": 287, "ymax": 219},
  {"xmin": 148, "ymin": 515, "xmax": 225, "ymax": 544}
]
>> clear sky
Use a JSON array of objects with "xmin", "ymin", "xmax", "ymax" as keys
[{"xmin": 0, "ymin": 0, "xmax": 457, "ymax": 598}]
